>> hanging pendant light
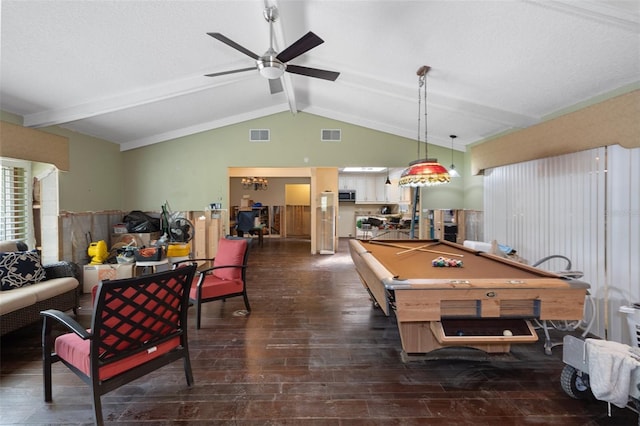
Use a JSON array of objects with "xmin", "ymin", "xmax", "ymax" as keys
[
  {"xmin": 385, "ymin": 168, "xmax": 391, "ymax": 185},
  {"xmin": 448, "ymin": 134, "xmax": 461, "ymax": 178},
  {"xmin": 399, "ymin": 66, "xmax": 450, "ymax": 187}
]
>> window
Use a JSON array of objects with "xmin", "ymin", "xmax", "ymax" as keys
[{"xmin": 0, "ymin": 159, "xmax": 32, "ymax": 244}]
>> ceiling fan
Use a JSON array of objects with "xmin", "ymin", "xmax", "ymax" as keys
[{"xmin": 205, "ymin": 6, "xmax": 340, "ymax": 94}]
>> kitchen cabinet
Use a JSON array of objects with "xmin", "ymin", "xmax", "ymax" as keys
[
  {"xmin": 338, "ymin": 175, "xmax": 356, "ymax": 190},
  {"xmin": 398, "ymin": 185, "xmax": 411, "ymax": 203},
  {"xmin": 355, "ymin": 174, "xmax": 387, "ymax": 203},
  {"xmin": 339, "ymin": 173, "xmax": 412, "ymax": 204},
  {"xmin": 374, "ymin": 175, "xmax": 387, "ymax": 202},
  {"xmin": 385, "ymin": 171, "xmax": 411, "ymax": 204}
]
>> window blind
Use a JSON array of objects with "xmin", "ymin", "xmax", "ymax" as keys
[{"xmin": 0, "ymin": 161, "xmax": 31, "ymax": 242}]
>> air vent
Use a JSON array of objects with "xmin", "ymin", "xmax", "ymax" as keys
[
  {"xmin": 250, "ymin": 129, "xmax": 270, "ymax": 142},
  {"xmin": 321, "ymin": 129, "xmax": 341, "ymax": 142}
]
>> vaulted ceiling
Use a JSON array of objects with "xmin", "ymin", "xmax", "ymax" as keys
[{"xmin": 1, "ymin": 1, "xmax": 638, "ymax": 153}]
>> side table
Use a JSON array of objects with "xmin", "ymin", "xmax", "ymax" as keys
[{"xmin": 135, "ymin": 258, "xmax": 170, "ymax": 276}]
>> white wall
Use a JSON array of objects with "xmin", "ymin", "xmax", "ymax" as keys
[{"xmin": 483, "ymin": 145, "xmax": 639, "ymax": 345}]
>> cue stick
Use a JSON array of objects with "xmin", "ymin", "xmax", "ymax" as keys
[
  {"xmin": 395, "ymin": 243, "xmax": 437, "ymax": 255},
  {"xmin": 369, "ymin": 240, "xmax": 464, "ymax": 257}
]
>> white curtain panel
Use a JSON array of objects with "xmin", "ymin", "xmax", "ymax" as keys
[{"xmin": 484, "ymin": 145, "xmax": 639, "ymax": 343}]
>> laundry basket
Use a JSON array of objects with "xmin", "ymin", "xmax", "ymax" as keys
[{"xmin": 619, "ymin": 304, "xmax": 640, "ymax": 348}]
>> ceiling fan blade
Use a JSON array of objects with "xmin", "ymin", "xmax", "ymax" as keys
[
  {"xmin": 276, "ymin": 31, "xmax": 324, "ymax": 63},
  {"xmin": 205, "ymin": 67, "xmax": 256, "ymax": 77},
  {"xmin": 286, "ymin": 65, "xmax": 340, "ymax": 81},
  {"xmin": 207, "ymin": 32, "xmax": 259, "ymax": 60},
  {"xmin": 269, "ymin": 78, "xmax": 283, "ymax": 94}
]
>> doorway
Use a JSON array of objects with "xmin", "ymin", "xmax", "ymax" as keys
[{"xmin": 285, "ymin": 184, "xmax": 311, "ymax": 238}]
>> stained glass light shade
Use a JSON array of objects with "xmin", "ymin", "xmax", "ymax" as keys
[{"xmin": 398, "ymin": 159, "xmax": 451, "ymax": 187}]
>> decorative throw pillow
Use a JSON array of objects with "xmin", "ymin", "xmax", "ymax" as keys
[{"xmin": 0, "ymin": 250, "xmax": 46, "ymax": 291}]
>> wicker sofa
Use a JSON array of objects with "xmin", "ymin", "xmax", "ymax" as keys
[{"xmin": 0, "ymin": 241, "xmax": 80, "ymax": 336}]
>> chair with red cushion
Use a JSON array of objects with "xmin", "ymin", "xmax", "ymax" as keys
[
  {"xmin": 41, "ymin": 264, "xmax": 197, "ymax": 426},
  {"xmin": 180, "ymin": 237, "xmax": 251, "ymax": 329}
]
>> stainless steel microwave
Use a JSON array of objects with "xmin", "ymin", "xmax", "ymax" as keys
[{"xmin": 338, "ymin": 190, "xmax": 356, "ymax": 202}]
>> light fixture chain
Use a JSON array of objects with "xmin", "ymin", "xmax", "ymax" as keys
[
  {"xmin": 423, "ymin": 72, "xmax": 428, "ymax": 160},
  {"xmin": 398, "ymin": 65, "xmax": 450, "ymax": 189},
  {"xmin": 417, "ymin": 73, "xmax": 424, "ymax": 160}
]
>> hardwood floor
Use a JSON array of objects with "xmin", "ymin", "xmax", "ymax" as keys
[{"xmin": 1, "ymin": 238, "xmax": 637, "ymax": 425}]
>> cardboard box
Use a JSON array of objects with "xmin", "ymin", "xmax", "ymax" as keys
[
  {"xmin": 240, "ymin": 197, "xmax": 254, "ymax": 209},
  {"xmin": 83, "ymin": 264, "xmax": 134, "ymax": 293},
  {"xmin": 112, "ymin": 223, "xmax": 128, "ymax": 234},
  {"xmin": 194, "ymin": 216, "xmax": 223, "ymax": 259}
]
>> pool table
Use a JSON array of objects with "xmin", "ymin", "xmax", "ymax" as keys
[{"xmin": 349, "ymin": 239, "xmax": 589, "ymax": 355}]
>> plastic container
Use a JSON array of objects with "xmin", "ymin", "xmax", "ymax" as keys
[
  {"xmin": 619, "ymin": 304, "xmax": 640, "ymax": 348},
  {"xmin": 134, "ymin": 246, "xmax": 164, "ymax": 262},
  {"xmin": 167, "ymin": 243, "xmax": 190, "ymax": 257}
]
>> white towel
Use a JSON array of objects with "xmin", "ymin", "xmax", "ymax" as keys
[{"xmin": 585, "ymin": 338, "xmax": 640, "ymax": 408}]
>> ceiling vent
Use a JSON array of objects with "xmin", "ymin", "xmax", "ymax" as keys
[
  {"xmin": 250, "ymin": 129, "xmax": 270, "ymax": 142},
  {"xmin": 321, "ymin": 129, "xmax": 341, "ymax": 142}
]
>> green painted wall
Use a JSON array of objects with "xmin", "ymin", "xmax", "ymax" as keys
[
  {"xmin": 0, "ymin": 110, "xmax": 21, "ymax": 125},
  {"xmin": 1, "ymin": 111, "xmax": 124, "ymax": 212},
  {"xmin": 122, "ymin": 111, "xmax": 476, "ymax": 212},
  {"xmin": 45, "ymin": 127, "xmax": 124, "ymax": 212},
  {"xmin": 2, "ymin": 110, "xmax": 481, "ymax": 213}
]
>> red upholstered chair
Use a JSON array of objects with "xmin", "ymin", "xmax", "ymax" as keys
[
  {"xmin": 180, "ymin": 237, "xmax": 251, "ymax": 329},
  {"xmin": 41, "ymin": 265, "xmax": 197, "ymax": 426}
]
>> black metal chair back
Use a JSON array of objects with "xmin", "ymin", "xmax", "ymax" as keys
[{"xmin": 42, "ymin": 264, "xmax": 197, "ymax": 426}]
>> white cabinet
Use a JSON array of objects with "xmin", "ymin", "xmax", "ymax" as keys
[
  {"xmin": 374, "ymin": 175, "xmax": 387, "ymax": 202},
  {"xmin": 356, "ymin": 176, "xmax": 376, "ymax": 203},
  {"xmin": 386, "ymin": 170, "xmax": 411, "ymax": 204},
  {"xmin": 386, "ymin": 181, "xmax": 399, "ymax": 203},
  {"xmin": 339, "ymin": 173, "xmax": 413, "ymax": 204},
  {"xmin": 398, "ymin": 185, "xmax": 412, "ymax": 203},
  {"xmin": 350, "ymin": 174, "xmax": 385, "ymax": 203},
  {"xmin": 338, "ymin": 175, "xmax": 356, "ymax": 190}
]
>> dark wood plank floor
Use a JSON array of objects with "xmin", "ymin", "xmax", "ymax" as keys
[{"xmin": 1, "ymin": 238, "xmax": 637, "ymax": 425}]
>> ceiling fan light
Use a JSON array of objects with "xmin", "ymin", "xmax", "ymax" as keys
[{"xmin": 258, "ymin": 58, "xmax": 286, "ymax": 79}]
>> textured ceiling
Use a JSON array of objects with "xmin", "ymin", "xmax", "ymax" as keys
[{"xmin": 1, "ymin": 0, "xmax": 638, "ymax": 152}]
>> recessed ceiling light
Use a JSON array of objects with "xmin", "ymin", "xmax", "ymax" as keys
[{"xmin": 341, "ymin": 167, "xmax": 386, "ymax": 173}]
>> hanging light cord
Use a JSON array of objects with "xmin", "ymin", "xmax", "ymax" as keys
[
  {"xmin": 416, "ymin": 73, "xmax": 422, "ymax": 160},
  {"xmin": 416, "ymin": 66, "xmax": 430, "ymax": 161},
  {"xmin": 423, "ymin": 70, "xmax": 428, "ymax": 160}
]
